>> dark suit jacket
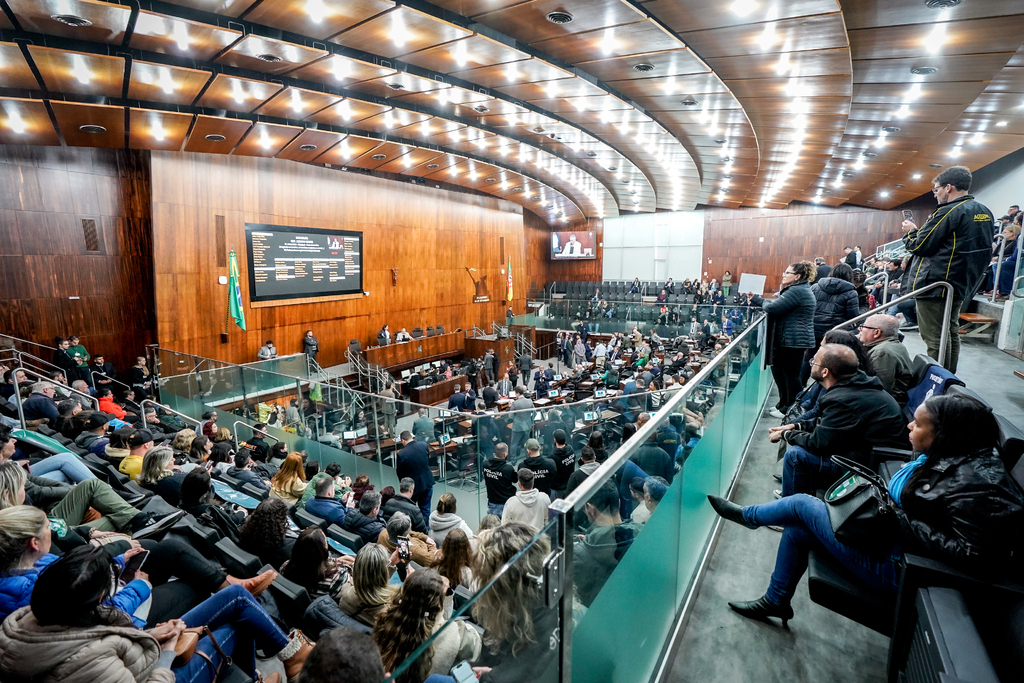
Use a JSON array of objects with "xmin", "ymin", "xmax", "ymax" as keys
[
  {"xmin": 382, "ymin": 494, "xmax": 428, "ymax": 533},
  {"xmin": 448, "ymin": 392, "xmax": 466, "ymax": 411},
  {"xmin": 397, "ymin": 440, "xmax": 435, "ymax": 494}
]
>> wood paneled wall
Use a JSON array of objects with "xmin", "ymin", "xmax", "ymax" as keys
[
  {"xmin": 701, "ymin": 198, "xmax": 934, "ymax": 291},
  {"xmin": 152, "ymin": 152, "xmax": 529, "ymax": 367},
  {"xmin": 523, "ymin": 211, "xmax": 604, "ymax": 295},
  {"xmin": 0, "ymin": 145, "xmax": 155, "ymax": 371}
]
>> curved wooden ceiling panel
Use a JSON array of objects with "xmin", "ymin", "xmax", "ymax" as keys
[{"xmin": 2, "ymin": 0, "xmax": 1023, "ymax": 217}]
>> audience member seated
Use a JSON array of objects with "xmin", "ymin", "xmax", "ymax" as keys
[
  {"xmin": 306, "ymin": 476, "xmax": 352, "ymax": 526},
  {"xmin": 501, "ymin": 468, "xmax": 550, "ymax": 531},
  {"xmin": 179, "ymin": 468, "xmax": 246, "ymax": 529},
  {"xmin": 336, "ymin": 543, "xmax": 398, "ymax": 628},
  {"xmin": 229, "ymin": 450, "xmax": 271, "ymax": 490},
  {"xmin": 520, "ymin": 439, "xmax": 557, "ymax": 496},
  {"xmin": 139, "ymin": 445, "xmax": 186, "ymax": 506},
  {"xmin": 708, "ymin": 394, "xmax": 1024, "ymax": 626},
  {"xmin": 282, "ymin": 527, "xmax": 353, "ymax": 599},
  {"xmin": 377, "ymin": 512, "xmax": 437, "ymax": 567},
  {"xmin": 431, "ymin": 527, "xmax": 476, "ymax": 593},
  {"xmin": 1, "ymin": 425, "xmax": 94, "ymax": 485},
  {"xmin": 74, "ymin": 411, "xmax": 111, "ymax": 455},
  {"xmin": 21, "ymin": 382, "xmax": 59, "ymax": 424},
  {"xmin": 0, "ymin": 506, "xmax": 276, "ymax": 625},
  {"xmin": 565, "ymin": 446, "xmax": 600, "ymax": 497},
  {"xmin": 427, "ymin": 492, "xmax": 475, "ymax": 546},
  {"xmin": 343, "ymin": 490, "xmax": 387, "ymax": 544},
  {"xmin": 119, "ymin": 428, "xmax": 154, "ymax": 482},
  {"xmin": 630, "ymin": 477, "xmax": 668, "ymax": 526},
  {"xmin": 270, "ymin": 452, "xmax": 308, "ymax": 505},
  {"xmin": 769, "ymin": 344, "xmax": 906, "ymax": 497},
  {"xmin": 239, "ymin": 497, "xmax": 295, "ymax": 569},
  {"xmin": 630, "ymin": 423, "xmax": 675, "ymax": 483},
  {"xmin": 171, "ymin": 428, "xmax": 196, "ymax": 459},
  {"xmin": 381, "ymin": 477, "xmax": 427, "ymax": 533},
  {"xmin": 373, "ymin": 569, "xmax": 481, "ymax": 683},
  {"xmin": 208, "ymin": 441, "xmax": 235, "ymax": 475},
  {"xmin": 296, "ymin": 625, "xmax": 385, "ymax": 683},
  {"xmin": 299, "ymin": 462, "xmax": 350, "ymax": 508},
  {"xmin": 858, "ymin": 313, "xmax": 913, "ymax": 408},
  {"xmin": 472, "ymin": 523, "xmax": 558, "ymax": 682},
  {"xmin": 0, "ymin": 545, "xmax": 311, "ymax": 683},
  {"xmin": 97, "ymin": 387, "xmax": 127, "ymax": 420},
  {"xmin": 482, "ymin": 442, "xmax": 516, "ymax": 518},
  {"xmin": 105, "ymin": 426, "xmax": 133, "ymax": 466},
  {"xmin": 1, "ymin": 461, "xmax": 175, "ymax": 545},
  {"xmin": 574, "ymin": 481, "xmax": 641, "ymax": 607},
  {"xmin": 54, "ymin": 398, "xmax": 82, "ymax": 438}
]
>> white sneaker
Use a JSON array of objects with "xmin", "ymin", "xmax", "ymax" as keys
[{"xmin": 768, "ymin": 407, "xmax": 785, "ymax": 419}]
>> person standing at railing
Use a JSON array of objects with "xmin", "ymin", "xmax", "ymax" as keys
[
  {"xmin": 900, "ymin": 165, "xmax": 993, "ymax": 373},
  {"xmin": 302, "ymin": 329, "xmax": 319, "ymax": 363}
]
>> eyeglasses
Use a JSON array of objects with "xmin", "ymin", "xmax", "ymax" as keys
[
  {"xmin": 931, "ymin": 184, "xmax": 948, "ymax": 195},
  {"xmin": 782, "ymin": 270, "xmax": 796, "ymax": 276},
  {"xmin": 857, "ymin": 324, "xmax": 880, "ymax": 331},
  {"xmin": 808, "ymin": 360, "xmax": 821, "ymax": 367}
]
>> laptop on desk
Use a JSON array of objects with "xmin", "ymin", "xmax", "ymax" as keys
[
  {"xmin": 594, "ymin": 389, "xmax": 607, "ymax": 398},
  {"xmin": 342, "ymin": 430, "xmax": 356, "ymax": 440}
]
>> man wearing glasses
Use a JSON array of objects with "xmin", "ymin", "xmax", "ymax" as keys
[{"xmin": 900, "ymin": 165, "xmax": 993, "ymax": 372}]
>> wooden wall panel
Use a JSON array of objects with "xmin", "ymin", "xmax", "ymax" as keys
[
  {"xmin": 0, "ymin": 145, "xmax": 155, "ymax": 371},
  {"xmin": 151, "ymin": 152, "xmax": 531, "ymax": 367},
  {"xmin": 523, "ymin": 211, "xmax": 604, "ymax": 296},
  {"xmin": 701, "ymin": 197, "xmax": 934, "ymax": 291}
]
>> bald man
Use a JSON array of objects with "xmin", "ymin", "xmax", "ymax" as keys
[
  {"xmin": 858, "ymin": 314, "xmax": 913, "ymax": 408},
  {"xmin": 768, "ymin": 344, "xmax": 905, "ymax": 497}
]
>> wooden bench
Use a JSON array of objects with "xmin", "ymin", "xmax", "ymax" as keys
[{"xmin": 958, "ymin": 312, "xmax": 998, "ymax": 341}]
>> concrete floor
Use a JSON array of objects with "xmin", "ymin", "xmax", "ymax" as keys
[{"xmin": 664, "ymin": 335, "xmax": 1024, "ymax": 683}]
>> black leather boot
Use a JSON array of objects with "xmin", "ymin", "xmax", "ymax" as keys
[
  {"xmin": 728, "ymin": 596, "xmax": 794, "ymax": 627},
  {"xmin": 707, "ymin": 495, "xmax": 758, "ymax": 529}
]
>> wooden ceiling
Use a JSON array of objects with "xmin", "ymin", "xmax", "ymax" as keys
[{"xmin": 0, "ymin": 0, "xmax": 1022, "ymax": 220}]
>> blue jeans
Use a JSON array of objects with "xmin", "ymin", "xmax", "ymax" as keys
[
  {"xmin": 174, "ymin": 585, "xmax": 290, "ymax": 682},
  {"xmin": 33, "ymin": 453, "xmax": 96, "ymax": 484},
  {"xmin": 487, "ymin": 502, "xmax": 505, "ymax": 517},
  {"xmin": 743, "ymin": 494, "xmax": 900, "ymax": 606},
  {"xmin": 781, "ymin": 444, "xmax": 844, "ymax": 497}
]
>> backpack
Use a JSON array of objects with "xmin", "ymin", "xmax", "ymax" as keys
[{"xmin": 198, "ymin": 504, "xmax": 242, "ymax": 544}]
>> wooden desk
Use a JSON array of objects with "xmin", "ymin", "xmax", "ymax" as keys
[
  {"xmin": 412, "ymin": 375, "xmax": 467, "ymax": 406},
  {"xmin": 364, "ymin": 332, "xmax": 464, "ymax": 371}
]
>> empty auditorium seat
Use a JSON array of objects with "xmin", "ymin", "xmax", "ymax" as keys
[{"xmin": 214, "ymin": 537, "xmax": 262, "ymax": 578}]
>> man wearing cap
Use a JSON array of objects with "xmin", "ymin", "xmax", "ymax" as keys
[
  {"xmin": 520, "ymin": 438, "xmax": 557, "ymax": 496},
  {"xmin": 119, "ymin": 428, "xmax": 154, "ymax": 481},
  {"xmin": 74, "ymin": 412, "xmax": 111, "ymax": 456}
]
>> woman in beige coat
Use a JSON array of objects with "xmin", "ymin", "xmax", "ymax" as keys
[{"xmin": 0, "ymin": 546, "xmax": 312, "ymax": 683}]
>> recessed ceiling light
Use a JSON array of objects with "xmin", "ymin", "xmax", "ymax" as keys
[
  {"xmin": 680, "ymin": 98, "xmax": 699, "ymax": 106},
  {"xmin": 881, "ymin": 126, "xmax": 901, "ymax": 133},
  {"xmin": 255, "ymin": 53, "xmax": 283, "ymax": 63},
  {"xmin": 607, "ymin": 166, "xmax": 618, "ymax": 171},
  {"xmin": 928, "ymin": 163, "xmax": 942, "ymax": 168},
  {"xmin": 713, "ymin": 138, "xmax": 727, "ymax": 144},
  {"xmin": 880, "ymin": 191, "xmax": 890, "ymax": 198},
  {"xmin": 866, "ymin": 200, "xmax": 875, "ymax": 204},
  {"xmin": 546, "ymin": 203, "xmax": 554, "ymax": 209},
  {"xmin": 299, "ymin": 144, "xmax": 317, "ymax": 151},
  {"xmin": 894, "ymin": 183, "xmax": 905, "ymax": 188},
  {"xmin": 822, "ymin": 189, "xmax": 832, "ymax": 194},
  {"xmin": 861, "ymin": 152, "xmax": 877, "ymax": 157},
  {"xmin": 385, "ymin": 82, "xmax": 406, "ymax": 91},
  {"xmin": 621, "ymin": 180, "xmax": 630, "ymax": 184},
  {"xmin": 586, "ymin": 151, "xmax": 597, "ymax": 157},
  {"xmin": 723, "ymin": 175, "xmax": 733, "ymax": 179},
  {"xmin": 204, "ymin": 133, "xmax": 226, "ymax": 142},
  {"xmin": 371, "ymin": 153, "xmax": 386, "ymax": 160},
  {"xmin": 996, "ymin": 121, "xmax": 1008, "ymax": 126},
  {"xmin": 79, "ymin": 125, "xmax": 106, "ymax": 134},
  {"xmin": 910, "ymin": 66, "xmax": 938, "ymax": 76},
  {"xmin": 721, "ymin": 156, "xmax": 731, "ymax": 163},
  {"xmin": 842, "ymin": 172, "xmax": 855, "ymax": 177},
  {"xmin": 632, "ymin": 63, "xmax": 655, "ymax": 73},
  {"xmin": 426, "ymin": 163, "xmax": 439, "ymax": 169},
  {"xmin": 512, "ymin": 186, "xmax": 523, "ymax": 192},
  {"xmin": 924, "ymin": 0, "xmax": 962, "ymax": 8},
  {"xmin": 545, "ymin": 11, "xmax": 574, "ymax": 24},
  {"xmin": 912, "ymin": 173, "xmax": 922, "ymax": 179},
  {"xmin": 485, "ymin": 177, "xmax": 496, "ymax": 182},
  {"xmin": 50, "ymin": 14, "xmax": 92, "ymax": 27}
]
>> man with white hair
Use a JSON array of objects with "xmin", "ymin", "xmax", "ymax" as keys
[
  {"xmin": 858, "ymin": 313, "xmax": 913, "ymax": 408},
  {"xmin": 21, "ymin": 382, "xmax": 59, "ymax": 423}
]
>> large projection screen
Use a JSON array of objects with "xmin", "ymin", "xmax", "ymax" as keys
[{"xmin": 245, "ymin": 223, "xmax": 363, "ymax": 304}]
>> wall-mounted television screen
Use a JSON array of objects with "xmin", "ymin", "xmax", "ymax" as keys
[
  {"xmin": 550, "ymin": 231, "xmax": 596, "ymax": 260},
  {"xmin": 245, "ymin": 223, "xmax": 363, "ymax": 302}
]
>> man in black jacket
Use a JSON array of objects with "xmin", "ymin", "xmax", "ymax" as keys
[
  {"xmin": 771, "ymin": 344, "xmax": 905, "ymax": 497},
  {"xmin": 342, "ymin": 490, "xmax": 386, "ymax": 544},
  {"xmin": 382, "ymin": 477, "xmax": 428, "ymax": 533},
  {"xmin": 247, "ymin": 424, "xmax": 271, "ymax": 462},
  {"xmin": 483, "ymin": 442, "xmax": 517, "ymax": 517},
  {"xmin": 549, "ymin": 430, "xmax": 575, "ymax": 500},
  {"xmin": 396, "ymin": 432, "xmax": 435, "ymax": 521},
  {"xmin": 521, "ymin": 438, "xmax": 557, "ymax": 496},
  {"xmin": 901, "ymin": 165, "xmax": 993, "ymax": 372}
]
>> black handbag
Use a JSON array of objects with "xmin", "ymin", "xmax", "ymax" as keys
[{"xmin": 824, "ymin": 455, "xmax": 900, "ymax": 557}]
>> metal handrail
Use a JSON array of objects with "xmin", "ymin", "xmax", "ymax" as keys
[
  {"xmin": 862, "ymin": 271, "xmax": 890, "ymax": 305},
  {"xmin": 90, "ymin": 371, "xmax": 131, "ymax": 392},
  {"xmin": 992, "ymin": 234, "xmax": 1008, "ymax": 302},
  {"xmin": 1011, "ymin": 275, "xmax": 1024, "ymax": 300},
  {"xmin": 11, "ymin": 366, "xmax": 101, "ymax": 429},
  {"xmin": 140, "ymin": 399, "xmax": 201, "ymax": 427},
  {"xmin": 0, "ymin": 349, "xmax": 65, "ymax": 376},
  {"xmin": 231, "ymin": 419, "xmax": 279, "ymax": 448},
  {"xmin": 551, "ymin": 312, "xmax": 767, "ymax": 514},
  {"xmin": 831, "ymin": 281, "xmax": 955, "ymax": 363},
  {"xmin": 0, "ymin": 334, "xmax": 57, "ymax": 355}
]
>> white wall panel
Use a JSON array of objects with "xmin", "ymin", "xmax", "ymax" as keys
[{"xmin": 602, "ymin": 210, "xmax": 704, "ymax": 280}]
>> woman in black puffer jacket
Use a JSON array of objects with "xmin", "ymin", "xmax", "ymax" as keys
[
  {"xmin": 800, "ymin": 262, "xmax": 860, "ymax": 385},
  {"xmin": 750, "ymin": 261, "xmax": 816, "ymax": 415}
]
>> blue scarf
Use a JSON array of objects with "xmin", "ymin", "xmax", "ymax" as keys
[{"xmin": 887, "ymin": 455, "xmax": 927, "ymax": 507}]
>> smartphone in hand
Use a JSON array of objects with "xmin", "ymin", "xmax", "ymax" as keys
[
  {"xmin": 119, "ymin": 550, "xmax": 150, "ymax": 586},
  {"xmin": 902, "ymin": 210, "xmax": 914, "ymax": 222},
  {"xmin": 396, "ymin": 535, "xmax": 411, "ymax": 562}
]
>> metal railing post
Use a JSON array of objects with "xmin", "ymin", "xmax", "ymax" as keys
[
  {"xmin": 991, "ymin": 235, "xmax": 1007, "ymax": 302},
  {"xmin": 12, "ymin": 366, "xmax": 102, "ymax": 429},
  {"xmin": 141, "ymin": 400, "xmax": 201, "ymax": 428}
]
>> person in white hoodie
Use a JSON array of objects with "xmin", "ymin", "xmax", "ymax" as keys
[
  {"xmin": 501, "ymin": 468, "xmax": 550, "ymax": 531},
  {"xmin": 428, "ymin": 492, "xmax": 475, "ymax": 545}
]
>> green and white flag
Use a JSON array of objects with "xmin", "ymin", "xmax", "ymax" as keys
[{"xmin": 228, "ymin": 249, "xmax": 246, "ymax": 331}]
